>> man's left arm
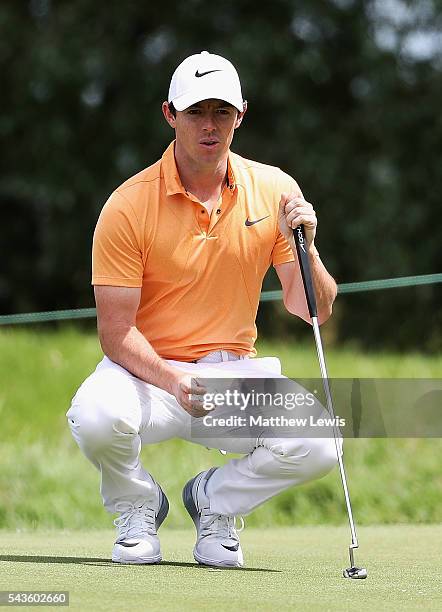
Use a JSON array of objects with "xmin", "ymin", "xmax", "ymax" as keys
[{"xmin": 274, "ymin": 192, "xmax": 337, "ymax": 325}]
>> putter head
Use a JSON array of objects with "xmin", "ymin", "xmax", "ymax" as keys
[{"xmin": 343, "ymin": 566, "xmax": 367, "ymax": 579}]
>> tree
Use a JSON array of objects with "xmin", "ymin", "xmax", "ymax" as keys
[{"xmin": 1, "ymin": 0, "xmax": 441, "ymax": 349}]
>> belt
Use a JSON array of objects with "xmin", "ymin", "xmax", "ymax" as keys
[{"xmin": 192, "ymin": 350, "xmax": 249, "ymax": 364}]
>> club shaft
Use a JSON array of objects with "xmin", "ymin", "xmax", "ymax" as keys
[
  {"xmin": 311, "ymin": 316, "xmax": 358, "ymax": 549},
  {"xmin": 292, "ymin": 224, "xmax": 360, "ymax": 567}
]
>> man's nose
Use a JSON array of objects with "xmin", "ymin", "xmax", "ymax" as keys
[{"xmin": 202, "ymin": 111, "xmax": 217, "ymax": 131}]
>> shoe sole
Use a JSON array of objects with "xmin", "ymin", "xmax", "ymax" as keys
[
  {"xmin": 182, "ymin": 469, "xmax": 242, "ymax": 568},
  {"xmin": 112, "ymin": 485, "xmax": 169, "ymax": 565},
  {"xmin": 193, "ymin": 551, "xmax": 242, "ymax": 568},
  {"xmin": 111, "ymin": 552, "xmax": 162, "ymax": 565}
]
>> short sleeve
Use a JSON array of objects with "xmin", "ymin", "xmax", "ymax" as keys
[
  {"xmin": 271, "ymin": 231, "xmax": 295, "ymax": 266},
  {"xmin": 92, "ymin": 190, "xmax": 143, "ymax": 287},
  {"xmin": 271, "ymin": 172, "xmax": 303, "ymax": 267}
]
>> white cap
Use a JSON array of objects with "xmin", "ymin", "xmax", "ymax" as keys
[{"xmin": 168, "ymin": 51, "xmax": 244, "ymax": 112}]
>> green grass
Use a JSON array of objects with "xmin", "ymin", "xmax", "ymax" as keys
[
  {"xmin": 0, "ymin": 327, "xmax": 441, "ymax": 530},
  {"xmin": 1, "ymin": 526, "xmax": 442, "ymax": 611}
]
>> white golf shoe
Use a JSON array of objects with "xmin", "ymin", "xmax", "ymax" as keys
[
  {"xmin": 111, "ymin": 485, "xmax": 169, "ymax": 564},
  {"xmin": 183, "ymin": 468, "xmax": 244, "ymax": 568}
]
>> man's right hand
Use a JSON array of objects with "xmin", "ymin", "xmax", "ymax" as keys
[{"xmin": 170, "ymin": 373, "xmax": 209, "ymax": 418}]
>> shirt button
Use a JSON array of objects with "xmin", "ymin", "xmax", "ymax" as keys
[
  {"xmin": 201, "ymin": 209, "xmax": 205, "ymax": 214},
  {"xmin": 216, "ymin": 209, "xmax": 221, "ymax": 214}
]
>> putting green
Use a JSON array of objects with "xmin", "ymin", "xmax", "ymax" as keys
[{"xmin": 1, "ymin": 526, "xmax": 441, "ymax": 611}]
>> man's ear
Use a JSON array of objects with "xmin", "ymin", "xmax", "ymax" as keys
[
  {"xmin": 162, "ymin": 101, "xmax": 176, "ymax": 128},
  {"xmin": 234, "ymin": 100, "xmax": 247, "ymax": 129}
]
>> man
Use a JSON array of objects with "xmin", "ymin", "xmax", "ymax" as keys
[{"xmin": 67, "ymin": 51, "xmax": 338, "ymax": 568}]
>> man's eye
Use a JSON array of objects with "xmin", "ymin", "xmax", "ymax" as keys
[
  {"xmin": 217, "ymin": 109, "xmax": 230, "ymax": 115},
  {"xmin": 187, "ymin": 109, "xmax": 200, "ymax": 114}
]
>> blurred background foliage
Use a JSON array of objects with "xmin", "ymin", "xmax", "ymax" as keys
[{"xmin": 1, "ymin": 0, "xmax": 441, "ymax": 350}]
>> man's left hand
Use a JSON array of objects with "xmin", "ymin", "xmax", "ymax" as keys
[{"xmin": 278, "ymin": 192, "xmax": 317, "ymax": 249}]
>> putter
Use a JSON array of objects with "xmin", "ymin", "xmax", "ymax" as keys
[{"xmin": 292, "ymin": 224, "xmax": 367, "ymax": 580}]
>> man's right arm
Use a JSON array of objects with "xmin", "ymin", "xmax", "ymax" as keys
[{"xmin": 94, "ymin": 285, "xmax": 207, "ymax": 416}]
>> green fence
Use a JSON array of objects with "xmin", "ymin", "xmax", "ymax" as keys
[{"xmin": 0, "ymin": 273, "xmax": 441, "ymax": 326}]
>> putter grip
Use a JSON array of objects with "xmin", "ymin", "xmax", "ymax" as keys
[{"xmin": 292, "ymin": 225, "xmax": 318, "ymax": 318}]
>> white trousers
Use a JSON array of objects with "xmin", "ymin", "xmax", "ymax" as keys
[{"xmin": 66, "ymin": 355, "xmax": 339, "ymax": 515}]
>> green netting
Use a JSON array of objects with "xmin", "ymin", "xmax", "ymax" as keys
[{"xmin": 1, "ymin": 273, "xmax": 441, "ymax": 325}]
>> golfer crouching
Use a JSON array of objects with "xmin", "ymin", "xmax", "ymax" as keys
[{"xmin": 67, "ymin": 51, "xmax": 338, "ymax": 567}]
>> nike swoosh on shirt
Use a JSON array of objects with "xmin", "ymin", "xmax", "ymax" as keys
[
  {"xmin": 195, "ymin": 69, "xmax": 222, "ymax": 78},
  {"xmin": 245, "ymin": 215, "xmax": 270, "ymax": 226}
]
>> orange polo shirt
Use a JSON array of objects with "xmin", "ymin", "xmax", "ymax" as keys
[{"xmin": 92, "ymin": 141, "xmax": 300, "ymax": 361}]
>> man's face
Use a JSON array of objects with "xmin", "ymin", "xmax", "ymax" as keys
[{"xmin": 162, "ymin": 98, "xmax": 246, "ymax": 168}]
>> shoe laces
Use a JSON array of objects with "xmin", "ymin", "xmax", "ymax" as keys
[
  {"xmin": 114, "ymin": 500, "xmax": 156, "ymax": 541},
  {"xmin": 200, "ymin": 507, "xmax": 245, "ymax": 541}
]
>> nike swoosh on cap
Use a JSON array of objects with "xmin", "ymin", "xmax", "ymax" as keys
[
  {"xmin": 245, "ymin": 215, "xmax": 270, "ymax": 226},
  {"xmin": 195, "ymin": 69, "xmax": 222, "ymax": 78}
]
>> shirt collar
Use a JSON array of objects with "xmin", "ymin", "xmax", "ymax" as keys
[
  {"xmin": 162, "ymin": 141, "xmax": 237, "ymax": 196},
  {"xmin": 226, "ymin": 153, "xmax": 236, "ymax": 193},
  {"xmin": 162, "ymin": 141, "xmax": 185, "ymax": 196}
]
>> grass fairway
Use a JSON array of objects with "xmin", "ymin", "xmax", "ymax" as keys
[
  {"xmin": 1, "ymin": 328, "xmax": 441, "ymax": 611},
  {"xmin": 1, "ymin": 526, "xmax": 441, "ymax": 611},
  {"xmin": 1, "ymin": 327, "xmax": 442, "ymax": 530}
]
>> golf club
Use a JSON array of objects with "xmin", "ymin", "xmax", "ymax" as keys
[{"xmin": 292, "ymin": 224, "xmax": 367, "ymax": 580}]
